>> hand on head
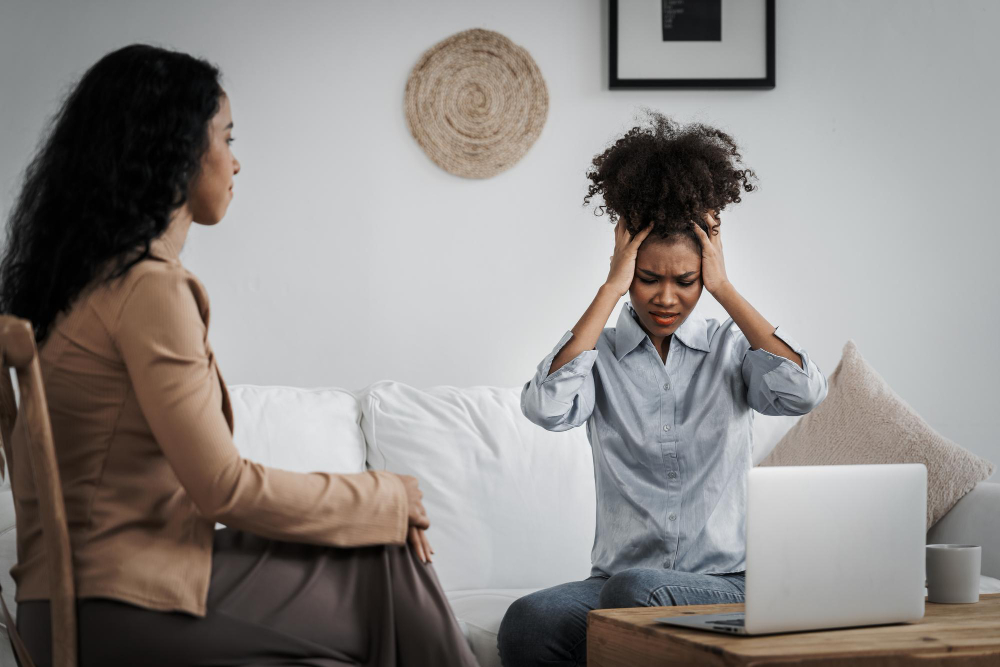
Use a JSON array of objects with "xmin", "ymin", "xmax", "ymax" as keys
[
  {"xmin": 690, "ymin": 210, "xmax": 730, "ymax": 295},
  {"xmin": 605, "ymin": 218, "xmax": 654, "ymax": 297}
]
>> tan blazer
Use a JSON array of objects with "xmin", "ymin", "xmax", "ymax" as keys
[{"xmin": 9, "ymin": 225, "xmax": 407, "ymax": 616}]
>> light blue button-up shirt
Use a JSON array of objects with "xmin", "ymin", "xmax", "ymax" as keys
[{"xmin": 521, "ymin": 302, "xmax": 828, "ymax": 577}]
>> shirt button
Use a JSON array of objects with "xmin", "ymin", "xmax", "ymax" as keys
[
  {"xmin": 663, "ymin": 382, "xmax": 670, "ymax": 390},
  {"xmin": 663, "ymin": 425, "xmax": 671, "ymax": 432},
  {"xmin": 668, "ymin": 513, "xmax": 677, "ymax": 521},
  {"xmin": 668, "ymin": 471, "xmax": 677, "ymax": 479}
]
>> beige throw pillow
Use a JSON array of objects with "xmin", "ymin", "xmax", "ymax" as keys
[{"xmin": 760, "ymin": 341, "xmax": 995, "ymax": 528}]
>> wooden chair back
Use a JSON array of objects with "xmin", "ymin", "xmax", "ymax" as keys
[{"xmin": 0, "ymin": 315, "xmax": 76, "ymax": 667}]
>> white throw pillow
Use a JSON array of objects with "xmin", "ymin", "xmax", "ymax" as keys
[
  {"xmin": 228, "ymin": 385, "xmax": 366, "ymax": 475},
  {"xmin": 360, "ymin": 381, "xmax": 596, "ymax": 593}
]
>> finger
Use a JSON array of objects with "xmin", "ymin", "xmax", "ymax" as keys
[
  {"xmin": 691, "ymin": 220, "xmax": 710, "ymax": 243},
  {"xmin": 691, "ymin": 222, "xmax": 717, "ymax": 256},
  {"xmin": 418, "ymin": 529, "xmax": 431, "ymax": 563},
  {"xmin": 410, "ymin": 527, "xmax": 426, "ymax": 563},
  {"xmin": 411, "ymin": 505, "xmax": 430, "ymax": 529},
  {"xmin": 417, "ymin": 531, "xmax": 428, "ymax": 563},
  {"xmin": 630, "ymin": 222, "xmax": 654, "ymax": 246},
  {"xmin": 420, "ymin": 530, "xmax": 434, "ymax": 563},
  {"xmin": 711, "ymin": 221, "xmax": 723, "ymax": 246}
]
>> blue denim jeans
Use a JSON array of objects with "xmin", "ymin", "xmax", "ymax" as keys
[{"xmin": 497, "ymin": 569, "xmax": 745, "ymax": 667}]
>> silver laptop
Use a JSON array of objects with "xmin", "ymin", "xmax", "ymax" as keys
[{"xmin": 657, "ymin": 464, "xmax": 926, "ymax": 635}]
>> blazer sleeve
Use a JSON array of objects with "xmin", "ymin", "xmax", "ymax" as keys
[{"xmin": 115, "ymin": 268, "xmax": 407, "ymax": 547}]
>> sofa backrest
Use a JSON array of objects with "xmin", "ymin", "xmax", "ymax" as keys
[
  {"xmin": 751, "ymin": 412, "xmax": 800, "ymax": 465},
  {"xmin": 228, "ymin": 384, "xmax": 366, "ymax": 475},
  {"xmin": 360, "ymin": 381, "xmax": 597, "ymax": 593}
]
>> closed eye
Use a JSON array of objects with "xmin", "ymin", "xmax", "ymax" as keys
[{"xmin": 640, "ymin": 278, "xmax": 696, "ymax": 286}]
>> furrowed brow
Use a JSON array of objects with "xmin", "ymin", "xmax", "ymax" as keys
[{"xmin": 638, "ymin": 268, "xmax": 699, "ymax": 280}]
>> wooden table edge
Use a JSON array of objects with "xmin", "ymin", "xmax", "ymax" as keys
[{"xmin": 587, "ymin": 593, "xmax": 1000, "ymax": 666}]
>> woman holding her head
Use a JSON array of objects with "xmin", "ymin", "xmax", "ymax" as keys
[
  {"xmin": 0, "ymin": 44, "xmax": 475, "ymax": 667},
  {"xmin": 497, "ymin": 112, "xmax": 828, "ymax": 666}
]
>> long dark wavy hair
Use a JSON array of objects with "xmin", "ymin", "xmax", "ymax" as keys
[
  {"xmin": 584, "ymin": 110, "xmax": 757, "ymax": 247},
  {"xmin": 0, "ymin": 44, "xmax": 222, "ymax": 343}
]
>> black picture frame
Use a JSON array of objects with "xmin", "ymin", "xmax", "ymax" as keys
[{"xmin": 609, "ymin": 0, "xmax": 775, "ymax": 90}]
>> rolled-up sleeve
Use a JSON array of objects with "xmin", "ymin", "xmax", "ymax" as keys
[
  {"xmin": 520, "ymin": 331, "xmax": 598, "ymax": 431},
  {"xmin": 738, "ymin": 327, "xmax": 828, "ymax": 416}
]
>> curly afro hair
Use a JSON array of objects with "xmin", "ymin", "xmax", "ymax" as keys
[{"xmin": 584, "ymin": 110, "xmax": 757, "ymax": 247}]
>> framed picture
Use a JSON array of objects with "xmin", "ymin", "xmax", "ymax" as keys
[{"xmin": 609, "ymin": 0, "xmax": 775, "ymax": 89}]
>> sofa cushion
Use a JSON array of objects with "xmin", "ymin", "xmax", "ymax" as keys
[
  {"xmin": 360, "ymin": 382, "xmax": 596, "ymax": 593},
  {"xmin": 1, "ymin": 487, "xmax": 15, "ymax": 617},
  {"xmin": 751, "ymin": 413, "xmax": 800, "ymax": 465},
  {"xmin": 760, "ymin": 341, "xmax": 995, "ymax": 528},
  {"xmin": 447, "ymin": 588, "xmax": 539, "ymax": 667},
  {"xmin": 228, "ymin": 385, "xmax": 366, "ymax": 475},
  {"xmin": 1, "ymin": 486, "xmax": 17, "ymax": 666},
  {"xmin": 980, "ymin": 576, "xmax": 1000, "ymax": 594}
]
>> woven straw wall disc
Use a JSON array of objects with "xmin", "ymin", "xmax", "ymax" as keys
[{"xmin": 405, "ymin": 28, "xmax": 548, "ymax": 179}]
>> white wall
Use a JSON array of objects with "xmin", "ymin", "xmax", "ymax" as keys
[{"xmin": 1, "ymin": 1, "xmax": 997, "ymax": 475}]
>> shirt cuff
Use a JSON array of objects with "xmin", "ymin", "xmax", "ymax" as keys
[
  {"xmin": 753, "ymin": 326, "xmax": 811, "ymax": 376},
  {"xmin": 538, "ymin": 331, "xmax": 599, "ymax": 382}
]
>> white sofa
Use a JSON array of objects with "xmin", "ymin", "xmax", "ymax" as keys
[{"xmin": 1, "ymin": 381, "xmax": 997, "ymax": 667}]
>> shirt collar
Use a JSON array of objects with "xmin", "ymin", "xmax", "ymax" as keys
[{"xmin": 614, "ymin": 302, "xmax": 711, "ymax": 360}]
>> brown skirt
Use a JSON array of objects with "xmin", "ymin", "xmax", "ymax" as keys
[{"xmin": 17, "ymin": 528, "xmax": 478, "ymax": 667}]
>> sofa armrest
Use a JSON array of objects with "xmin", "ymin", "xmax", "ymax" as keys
[{"xmin": 926, "ymin": 482, "xmax": 1000, "ymax": 579}]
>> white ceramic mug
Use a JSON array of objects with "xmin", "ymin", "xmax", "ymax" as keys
[{"xmin": 926, "ymin": 544, "xmax": 981, "ymax": 604}]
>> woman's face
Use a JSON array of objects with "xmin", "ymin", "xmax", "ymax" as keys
[
  {"xmin": 188, "ymin": 93, "xmax": 240, "ymax": 225},
  {"xmin": 628, "ymin": 237, "xmax": 703, "ymax": 343}
]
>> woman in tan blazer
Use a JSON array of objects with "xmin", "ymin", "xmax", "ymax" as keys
[{"xmin": 0, "ymin": 44, "xmax": 476, "ymax": 667}]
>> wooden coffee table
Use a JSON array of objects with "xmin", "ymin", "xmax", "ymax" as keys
[{"xmin": 588, "ymin": 593, "xmax": 1000, "ymax": 666}]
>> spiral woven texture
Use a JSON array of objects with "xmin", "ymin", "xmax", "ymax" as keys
[{"xmin": 405, "ymin": 29, "xmax": 548, "ymax": 179}]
